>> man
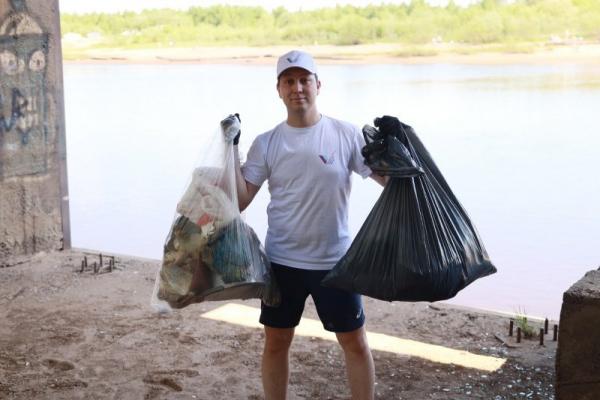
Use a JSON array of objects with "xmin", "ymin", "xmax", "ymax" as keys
[{"xmin": 228, "ymin": 50, "xmax": 385, "ymax": 400}]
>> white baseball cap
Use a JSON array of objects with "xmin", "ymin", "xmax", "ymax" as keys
[{"xmin": 276, "ymin": 50, "xmax": 317, "ymax": 78}]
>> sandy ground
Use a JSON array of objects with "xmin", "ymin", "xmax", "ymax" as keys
[
  {"xmin": 0, "ymin": 249, "xmax": 557, "ymax": 399},
  {"xmin": 63, "ymin": 43, "xmax": 600, "ymax": 66}
]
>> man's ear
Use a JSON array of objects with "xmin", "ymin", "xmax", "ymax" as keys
[{"xmin": 316, "ymin": 79, "xmax": 321, "ymax": 93}]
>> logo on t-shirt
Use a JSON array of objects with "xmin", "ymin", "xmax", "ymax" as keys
[{"xmin": 319, "ymin": 152, "xmax": 335, "ymax": 165}]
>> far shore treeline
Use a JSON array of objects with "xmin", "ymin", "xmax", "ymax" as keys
[{"xmin": 60, "ymin": 0, "xmax": 600, "ymax": 50}]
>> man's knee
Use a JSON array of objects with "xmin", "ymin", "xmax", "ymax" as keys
[
  {"xmin": 336, "ymin": 327, "xmax": 370, "ymax": 355},
  {"xmin": 264, "ymin": 327, "xmax": 295, "ymax": 355}
]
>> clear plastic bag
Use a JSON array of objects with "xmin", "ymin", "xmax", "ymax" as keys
[
  {"xmin": 151, "ymin": 116, "xmax": 279, "ymax": 311},
  {"xmin": 322, "ymin": 116, "xmax": 496, "ymax": 302}
]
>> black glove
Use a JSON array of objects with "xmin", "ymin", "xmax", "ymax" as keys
[
  {"xmin": 220, "ymin": 113, "xmax": 241, "ymax": 145},
  {"xmin": 374, "ymin": 115, "xmax": 409, "ymax": 146},
  {"xmin": 374, "ymin": 115, "xmax": 402, "ymax": 135},
  {"xmin": 233, "ymin": 113, "xmax": 241, "ymax": 145}
]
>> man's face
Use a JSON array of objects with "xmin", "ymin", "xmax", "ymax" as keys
[{"xmin": 277, "ymin": 67, "xmax": 321, "ymax": 114}]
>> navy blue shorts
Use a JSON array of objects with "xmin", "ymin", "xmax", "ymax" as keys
[{"xmin": 260, "ymin": 262, "xmax": 365, "ymax": 333}]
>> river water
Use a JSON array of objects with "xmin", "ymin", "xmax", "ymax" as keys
[{"xmin": 63, "ymin": 61, "xmax": 600, "ymax": 319}]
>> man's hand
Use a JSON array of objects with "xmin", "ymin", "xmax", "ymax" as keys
[
  {"xmin": 220, "ymin": 113, "xmax": 241, "ymax": 145},
  {"xmin": 370, "ymin": 173, "xmax": 389, "ymax": 187}
]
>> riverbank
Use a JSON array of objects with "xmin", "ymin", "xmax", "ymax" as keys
[
  {"xmin": 62, "ymin": 42, "xmax": 600, "ymax": 65},
  {"xmin": 0, "ymin": 249, "xmax": 557, "ymax": 399}
]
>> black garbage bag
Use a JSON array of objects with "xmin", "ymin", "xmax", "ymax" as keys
[
  {"xmin": 361, "ymin": 123, "xmax": 424, "ymax": 178},
  {"xmin": 322, "ymin": 115, "xmax": 496, "ymax": 302}
]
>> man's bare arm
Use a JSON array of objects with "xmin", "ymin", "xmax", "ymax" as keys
[{"xmin": 234, "ymin": 147, "xmax": 260, "ymax": 211}]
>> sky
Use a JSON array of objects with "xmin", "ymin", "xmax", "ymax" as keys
[{"xmin": 59, "ymin": 0, "xmax": 478, "ymax": 14}]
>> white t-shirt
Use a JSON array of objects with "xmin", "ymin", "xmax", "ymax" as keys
[{"xmin": 242, "ymin": 115, "xmax": 372, "ymax": 270}]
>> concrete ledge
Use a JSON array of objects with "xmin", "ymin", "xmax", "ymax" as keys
[{"xmin": 556, "ymin": 269, "xmax": 600, "ymax": 400}]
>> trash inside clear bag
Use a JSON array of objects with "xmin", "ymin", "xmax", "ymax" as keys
[{"xmin": 151, "ymin": 118, "xmax": 279, "ymax": 312}]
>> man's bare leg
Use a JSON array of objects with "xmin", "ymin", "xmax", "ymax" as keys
[
  {"xmin": 336, "ymin": 326, "xmax": 375, "ymax": 400},
  {"xmin": 262, "ymin": 326, "xmax": 295, "ymax": 400}
]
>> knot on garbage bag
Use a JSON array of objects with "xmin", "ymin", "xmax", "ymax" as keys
[{"xmin": 362, "ymin": 115, "xmax": 424, "ymax": 178}]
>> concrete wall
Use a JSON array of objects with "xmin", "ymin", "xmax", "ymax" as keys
[
  {"xmin": 556, "ymin": 269, "xmax": 600, "ymax": 399},
  {"xmin": 0, "ymin": 0, "xmax": 69, "ymax": 265}
]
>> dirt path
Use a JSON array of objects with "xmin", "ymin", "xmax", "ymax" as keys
[{"xmin": 0, "ymin": 250, "xmax": 557, "ymax": 399}]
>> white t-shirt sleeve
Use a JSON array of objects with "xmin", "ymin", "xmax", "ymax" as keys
[
  {"xmin": 349, "ymin": 126, "xmax": 372, "ymax": 178},
  {"xmin": 241, "ymin": 136, "xmax": 268, "ymax": 187}
]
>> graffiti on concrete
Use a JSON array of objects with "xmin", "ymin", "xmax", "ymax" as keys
[{"xmin": 0, "ymin": 0, "xmax": 49, "ymax": 180}]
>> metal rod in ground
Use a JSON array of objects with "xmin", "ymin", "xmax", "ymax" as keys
[
  {"xmin": 93, "ymin": 262, "xmax": 98, "ymax": 274},
  {"xmin": 553, "ymin": 325, "xmax": 558, "ymax": 341},
  {"xmin": 509, "ymin": 319, "xmax": 514, "ymax": 336},
  {"xmin": 517, "ymin": 327, "xmax": 521, "ymax": 343},
  {"xmin": 99, "ymin": 254, "xmax": 103, "ymax": 267},
  {"xmin": 80, "ymin": 260, "xmax": 84, "ymax": 273},
  {"xmin": 84, "ymin": 256, "xmax": 88, "ymax": 268},
  {"xmin": 539, "ymin": 328, "xmax": 544, "ymax": 345},
  {"xmin": 109, "ymin": 258, "xmax": 113, "ymax": 272},
  {"xmin": 544, "ymin": 318, "xmax": 549, "ymax": 334}
]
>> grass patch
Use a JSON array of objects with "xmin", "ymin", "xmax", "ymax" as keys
[{"xmin": 514, "ymin": 309, "xmax": 538, "ymax": 339}]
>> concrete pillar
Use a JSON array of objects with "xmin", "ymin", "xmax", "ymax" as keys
[
  {"xmin": 556, "ymin": 269, "xmax": 600, "ymax": 399},
  {"xmin": 0, "ymin": 0, "xmax": 69, "ymax": 265}
]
